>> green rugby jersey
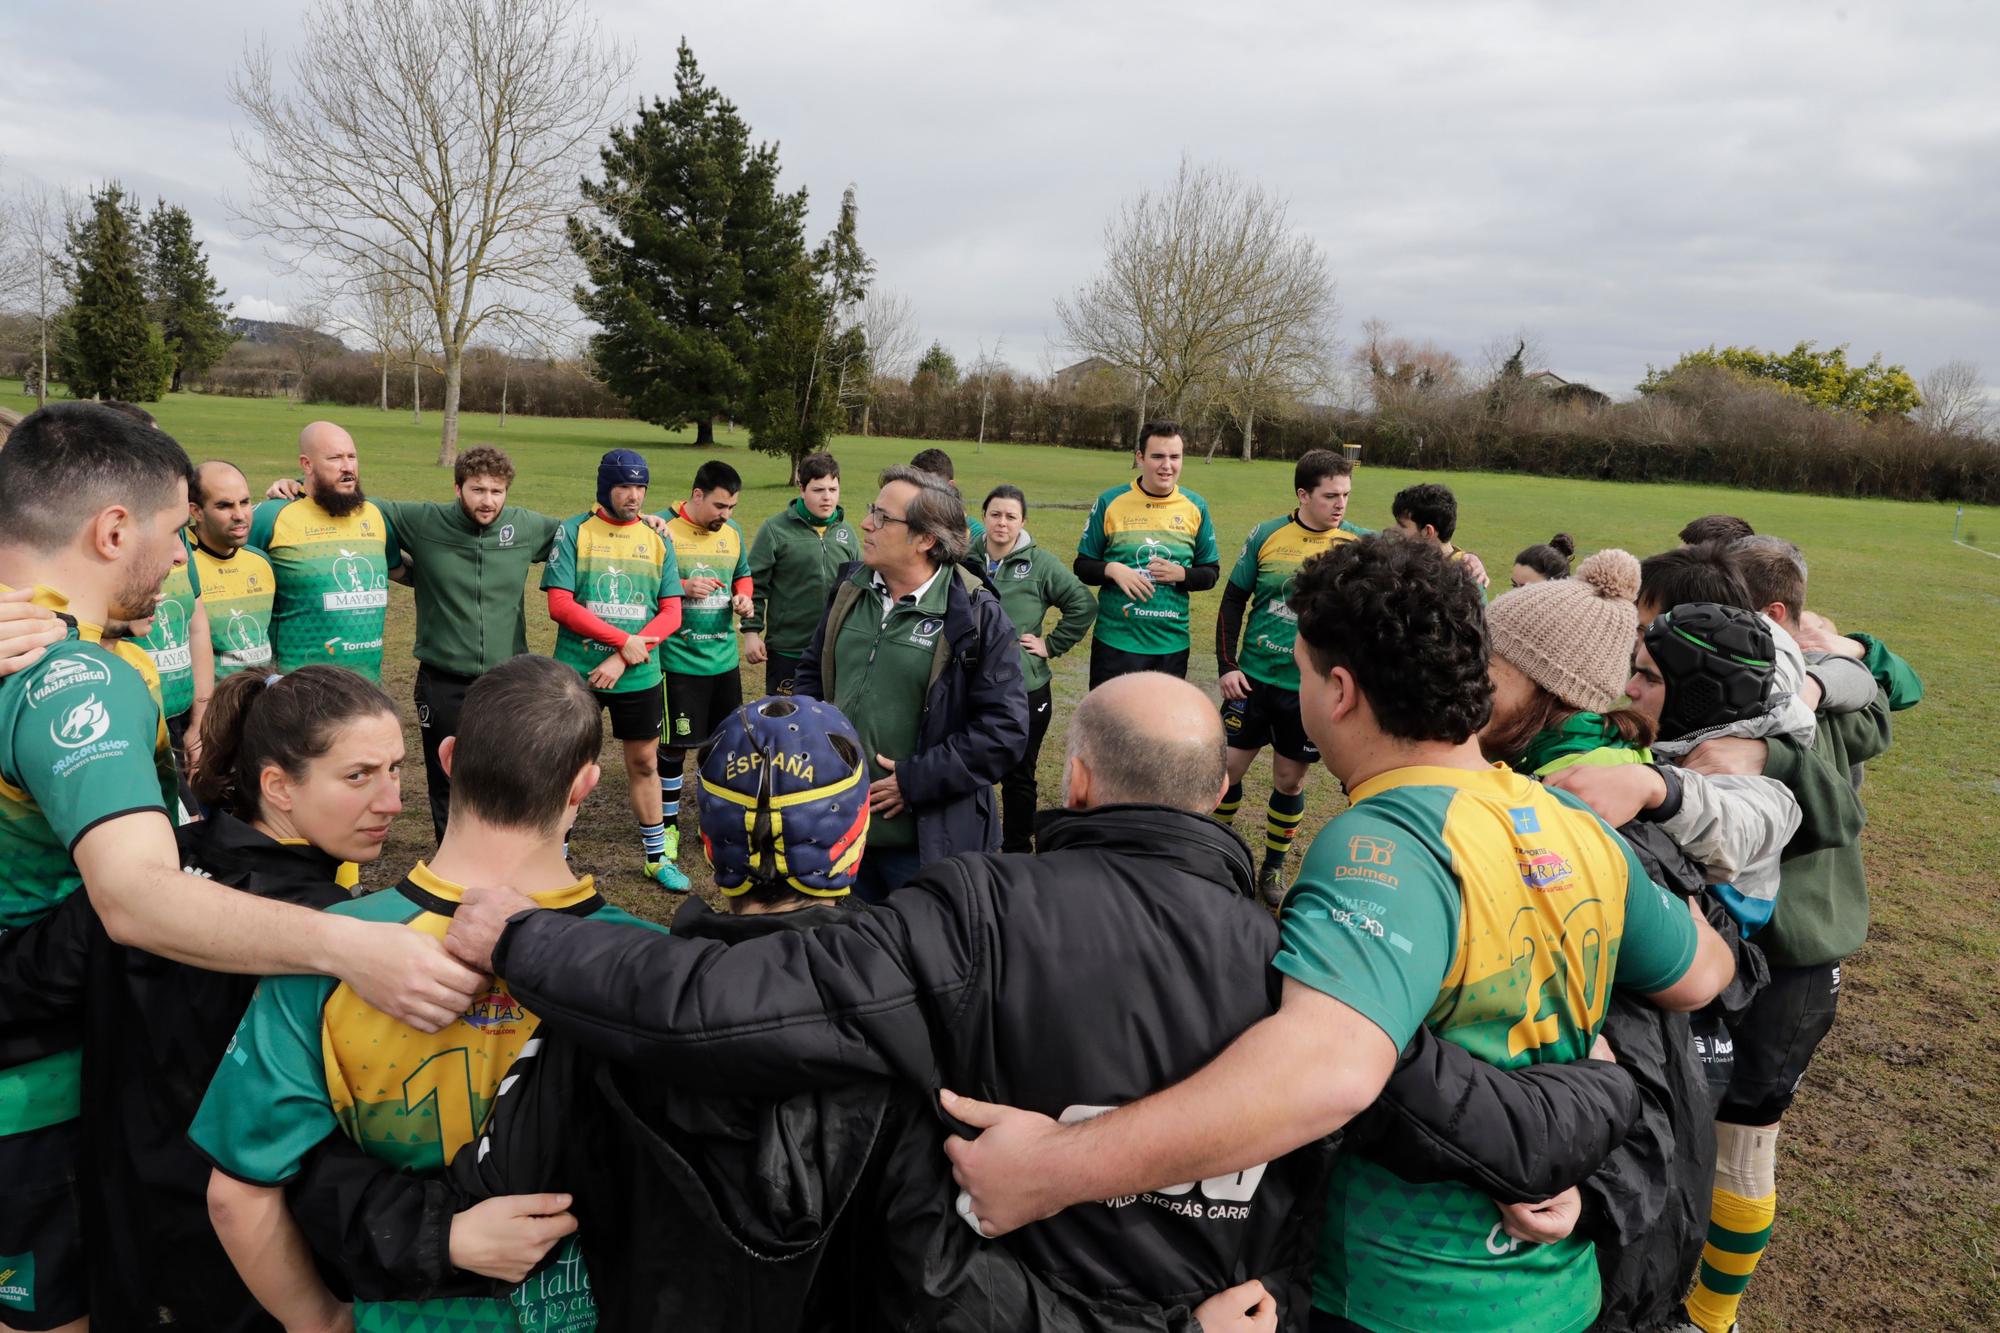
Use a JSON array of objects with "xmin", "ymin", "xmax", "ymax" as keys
[
  {"xmin": 191, "ymin": 863, "xmax": 662, "ymax": 1332},
  {"xmin": 129, "ymin": 546, "xmax": 201, "ymax": 718},
  {"xmin": 1227, "ymin": 513, "xmax": 1360, "ymax": 691},
  {"xmin": 542, "ymin": 511, "xmax": 679, "ymax": 694},
  {"xmin": 0, "ymin": 586, "xmax": 174, "ymax": 1136},
  {"xmin": 191, "ymin": 539, "xmax": 277, "ymax": 679},
  {"xmin": 658, "ymin": 505, "xmax": 750, "ymax": 677},
  {"xmin": 247, "ymin": 496, "xmax": 401, "ymax": 680},
  {"xmin": 1276, "ymin": 764, "xmax": 1697, "ymax": 1332},
  {"xmin": 1076, "ymin": 479, "xmax": 1219, "ymax": 655}
]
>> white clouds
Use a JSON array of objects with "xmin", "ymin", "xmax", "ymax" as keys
[{"xmin": 8, "ymin": 0, "xmax": 1995, "ymax": 397}]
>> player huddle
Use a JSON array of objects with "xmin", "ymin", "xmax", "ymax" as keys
[{"xmin": 0, "ymin": 402, "xmax": 1921, "ymax": 1333}]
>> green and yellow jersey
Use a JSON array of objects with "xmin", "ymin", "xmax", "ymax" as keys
[
  {"xmin": 1077, "ymin": 479, "xmax": 1220, "ymax": 655},
  {"xmin": 191, "ymin": 863, "xmax": 661, "ymax": 1332},
  {"xmin": 191, "ymin": 539, "xmax": 277, "ymax": 679},
  {"xmin": 1276, "ymin": 764, "xmax": 1698, "ymax": 1333},
  {"xmin": 0, "ymin": 585, "xmax": 175, "ymax": 1137},
  {"xmin": 247, "ymin": 496, "xmax": 400, "ymax": 680},
  {"xmin": 542, "ymin": 512, "xmax": 679, "ymax": 695},
  {"xmin": 659, "ymin": 506, "xmax": 750, "ymax": 677},
  {"xmin": 128, "ymin": 548, "xmax": 201, "ymax": 719},
  {"xmin": 1228, "ymin": 512, "xmax": 1360, "ymax": 691}
]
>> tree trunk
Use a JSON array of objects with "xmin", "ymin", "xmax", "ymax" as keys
[
  {"xmin": 499, "ymin": 361, "xmax": 510, "ymax": 430},
  {"xmin": 696, "ymin": 416, "xmax": 715, "ymax": 446},
  {"xmin": 861, "ymin": 398, "xmax": 872, "ymax": 437},
  {"xmin": 379, "ymin": 355, "xmax": 389, "ymax": 411},
  {"xmin": 37, "ymin": 329, "xmax": 49, "ymax": 408},
  {"xmin": 977, "ymin": 389, "xmax": 988, "ymax": 451},
  {"xmin": 437, "ymin": 351, "xmax": 463, "ymax": 467},
  {"xmin": 1134, "ymin": 375, "xmax": 1148, "ymax": 447},
  {"xmin": 411, "ymin": 359, "xmax": 422, "ymax": 424},
  {"xmin": 1241, "ymin": 406, "xmax": 1254, "ymax": 463}
]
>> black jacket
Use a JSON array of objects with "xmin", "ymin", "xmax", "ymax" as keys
[
  {"xmin": 491, "ymin": 805, "xmax": 1639, "ymax": 1328},
  {"xmin": 287, "ymin": 901, "xmax": 1209, "ymax": 1332},
  {"xmin": 794, "ymin": 558, "xmax": 1028, "ymax": 865},
  {"xmin": 0, "ymin": 813, "xmax": 347, "ymax": 1332}
]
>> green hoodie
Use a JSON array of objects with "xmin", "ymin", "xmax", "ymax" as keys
[
  {"xmin": 983, "ymin": 532, "xmax": 1097, "ymax": 692},
  {"xmin": 743, "ymin": 499, "xmax": 862, "ymax": 656}
]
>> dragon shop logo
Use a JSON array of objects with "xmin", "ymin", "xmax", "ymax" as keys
[{"xmin": 52, "ymin": 694, "xmax": 112, "ymax": 749}]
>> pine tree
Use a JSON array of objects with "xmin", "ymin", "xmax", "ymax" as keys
[
  {"xmin": 143, "ymin": 201, "xmax": 235, "ymax": 392},
  {"xmin": 64, "ymin": 184, "xmax": 171, "ymax": 401},
  {"xmin": 572, "ymin": 40, "xmax": 807, "ymax": 446}
]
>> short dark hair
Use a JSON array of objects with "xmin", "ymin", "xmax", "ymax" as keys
[
  {"xmin": 1679, "ymin": 514, "xmax": 1755, "ymax": 546},
  {"xmin": 1137, "ymin": 421, "xmax": 1183, "ymax": 454},
  {"xmin": 1292, "ymin": 534, "xmax": 1491, "ymax": 743},
  {"xmin": 1391, "ymin": 482, "xmax": 1458, "ymax": 542},
  {"xmin": 981, "ymin": 483, "xmax": 1026, "ymax": 518},
  {"xmin": 1731, "ymin": 535, "xmax": 1807, "ymax": 623},
  {"xmin": 909, "ymin": 448, "xmax": 956, "ymax": 481},
  {"xmin": 193, "ymin": 666, "xmax": 399, "ymax": 819},
  {"xmin": 1294, "ymin": 449, "xmax": 1353, "ymax": 494},
  {"xmin": 1513, "ymin": 533, "xmax": 1575, "ymax": 580},
  {"xmin": 693, "ymin": 459, "xmax": 741, "ymax": 495},
  {"xmin": 450, "ymin": 656, "xmax": 603, "ymax": 832},
  {"xmin": 1637, "ymin": 543, "xmax": 1753, "ymax": 616},
  {"xmin": 0, "ymin": 403, "xmax": 195, "ymax": 551},
  {"xmin": 454, "ymin": 445, "xmax": 515, "ymax": 488},
  {"xmin": 798, "ymin": 453, "xmax": 840, "ymax": 486},
  {"xmin": 99, "ymin": 400, "xmax": 158, "ymax": 428}
]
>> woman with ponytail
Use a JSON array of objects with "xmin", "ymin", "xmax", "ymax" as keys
[{"xmin": 0, "ymin": 665, "xmax": 405, "ymax": 1332}]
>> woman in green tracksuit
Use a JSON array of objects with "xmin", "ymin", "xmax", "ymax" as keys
[{"xmin": 980, "ymin": 485, "xmax": 1096, "ymax": 852}]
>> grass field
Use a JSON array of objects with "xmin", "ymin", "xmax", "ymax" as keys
[{"xmin": 9, "ymin": 384, "xmax": 1996, "ymax": 1330}]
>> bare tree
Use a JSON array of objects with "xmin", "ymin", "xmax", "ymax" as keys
[
  {"xmin": 281, "ymin": 295, "xmax": 337, "ymax": 402},
  {"xmin": 1057, "ymin": 156, "xmax": 1335, "ymax": 448},
  {"xmin": 331, "ymin": 252, "xmax": 422, "ymax": 412},
  {"xmin": 1916, "ymin": 360, "xmax": 1991, "ymax": 437},
  {"xmin": 856, "ymin": 287, "xmax": 918, "ymax": 435},
  {"xmin": 1, "ymin": 181, "xmax": 77, "ymax": 406},
  {"xmin": 230, "ymin": 0, "xmax": 630, "ymax": 465},
  {"xmin": 1213, "ymin": 242, "xmax": 1339, "ymax": 461},
  {"xmin": 971, "ymin": 337, "xmax": 1008, "ymax": 451},
  {"xmin": 1353, "ymin": 317, "xmax": 1464, "ymax": 407}
]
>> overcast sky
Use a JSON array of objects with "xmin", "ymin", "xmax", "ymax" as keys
[{"xmin": 6, "ymin": 0, "xmax": 1996, "ymax": 398}]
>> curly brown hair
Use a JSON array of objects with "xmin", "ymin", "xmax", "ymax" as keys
[
  {"xmin": 453, "ymin": 444, "xmax": 515, "ymax": 488},
  {"xmin": 1290, "ymin": 534, "xmax": 1493, "ymax": 743}
]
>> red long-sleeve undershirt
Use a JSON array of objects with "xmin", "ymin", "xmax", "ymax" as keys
[{"xmin": 545, "ymin": 508, "xmax": 683, "ymax": 647}]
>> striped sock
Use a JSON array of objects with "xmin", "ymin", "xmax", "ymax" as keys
[
  {"xmin": 660, "ymin": 767, "xmax": 683, "ymax": 823},
  {"xmin": 1264, "ymin": 789, "xmax": 1307, "ymax": 870},
  {"xmin": 1687, "ymin": 1121, "xmax": 1781, "ymax": 1333},
  {"xmin": 1214, "ymin": 782, "xmax": 1244, "ymax": 825},
  {"xmin": 639, "ymin": 820, "xmax": 667, "ymax": 862}
]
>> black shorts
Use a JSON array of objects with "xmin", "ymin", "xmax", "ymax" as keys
[
  {"xmin": 0, "ymin": 1118, "xmax": 88, "ymax": 1330},
  {"xmin": 1221, "ymin": 678, "xmax": 1321, "ymax": 764},
  {"xmin": 594, "ymin": 683, "xmax": 664, "ymax": 742},
  {"xmin": 1719, "ymin": 960, "xmax": 1843, "ymax": 1125},
  {"xmin": 663, "ymin": 669, "xmax": 743, "ymax": 750},
  {"xmin": 1089, "ymin": 640, "xmax": 1189, "ymax": 689}
]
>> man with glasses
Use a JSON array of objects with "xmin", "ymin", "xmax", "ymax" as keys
[{"xmin": 792, "ymin": 465, "xmax": 1026, "ymax": 901}]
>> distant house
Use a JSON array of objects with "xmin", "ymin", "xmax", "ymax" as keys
[
  {"xmin": 1055, "ymin": 356, "xmax": 1117, "ymax": 393},
  {"xmin": 1528, "ymin": 369, "xmax": 1610, "ymax": 408}
]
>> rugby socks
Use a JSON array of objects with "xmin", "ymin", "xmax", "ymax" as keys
[
  {"xmin": 1686, "ymin": 1121, "xmax": 1781, "ymax": 1333},
  {"xmin": 1263, "ymin": 790, "xmax": 1307, "ymax": 871},
  {"xmin": 639, "ymin": 820, "xmax": 667, "ymax": 863},
  {"xmin": 660, "ymin": 766, "xmax": 683, "ymax": 826},
  {"xmin": 1214, "ymin": 782, "xmax": 1244, "ymax": 825}
]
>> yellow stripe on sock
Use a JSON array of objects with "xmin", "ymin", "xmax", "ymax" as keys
[{"xmin": 1686, "ymin": 1186, "xmax": 1777, "ymax": 1333}]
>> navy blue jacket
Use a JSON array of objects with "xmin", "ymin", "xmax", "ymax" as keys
[{"xmin": 794, "ymin": 558, "xmax": 1028, "ymax": 865}]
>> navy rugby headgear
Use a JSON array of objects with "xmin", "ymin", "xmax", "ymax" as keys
[
  {"xmin": 596, "ymin": 448, "xmax": 649, "ymax": 512},
  {"xmin": 697, "ymin": 696, "xmax": 869, "ymax": 897},
  {"xmin": 1645, "ymin": 602, "xmax": 1776, "ymax": 742}
]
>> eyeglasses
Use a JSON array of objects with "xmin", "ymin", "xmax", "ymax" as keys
[{"xmin": 865, "ymin": 505, "xmax": 909, "ymax": 527}]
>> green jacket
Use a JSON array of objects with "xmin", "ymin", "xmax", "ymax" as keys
[
  {"xmin": 742, "ymin": 500, "xmax": 861, "ymax": 657},
  {"xmin": 376, "ymin": 500, "xmax": 559, "ymax": 677},
  {"xmin": 983, "ymin": 534, "xmax": 1097, "ymax": 692},
  {"xmin": 1850, "ymin": 633, "xmax": 1923, "ymax": 710},
  {"xmin": 1759, "ymin": 689, "xmax": 1892, "ymax": 967}
]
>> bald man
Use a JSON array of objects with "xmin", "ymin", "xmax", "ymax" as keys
[
  {"xmin": 445, "ymin": 674, "xmax": 1641, "ymax": 1329},
  {"xmin": 187, "ymin": 460, "xmax": 279, "ymax": 682},
  {"xmin": 246, "ymin": 422, "xmax": 403, "ymax": 679}
]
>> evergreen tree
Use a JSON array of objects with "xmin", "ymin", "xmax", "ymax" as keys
[
  {"xmin": 143, "ymin": 201, "xmax": 235, "ymax": 392},
  {"xmin": 571, "ymin": 40, "xmax": 807, "ymax": 445},
  {"xmin": 914, "ymin": 340, "xmax": 960, "ymax": 388},
  {"xmin": 64, "ymin": 184, "xmax": 170, "ymax": 401}
]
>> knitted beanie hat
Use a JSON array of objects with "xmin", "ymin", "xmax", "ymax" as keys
[{"xmin": 1485, "ymin": 549, "xmax": 1642, "ymax": 714}]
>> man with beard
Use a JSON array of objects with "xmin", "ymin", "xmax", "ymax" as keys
[
  {"xmin": 0, "ymin": 404, "xmax": 482, "ymax": 1331},
  {"xmin": 248, "ymin": 421, "xmax": 404, "ymax": 680}
]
